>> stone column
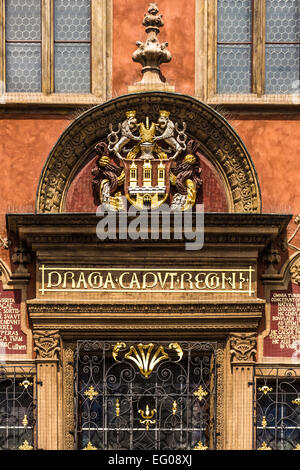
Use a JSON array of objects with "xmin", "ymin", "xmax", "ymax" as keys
[
  {"xmin": 33, "ymin": 330, "xmax": 61, "ymax": 450},
  {"xmin": 228, "ymin": 333, "xmax": 257, "ymax": 450}
]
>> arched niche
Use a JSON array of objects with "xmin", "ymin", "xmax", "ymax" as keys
[{"xmin": 36, "ymin": 92, "xmax": 261, "ymax": 214}]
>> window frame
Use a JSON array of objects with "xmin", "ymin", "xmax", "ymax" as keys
[
  {"xmin": 195, "ymin": 0, "xmax": 299, "ymax": 105},
  {"xmin": 0, "ymin": 0, "xmax": 112, "ymax": 105}
]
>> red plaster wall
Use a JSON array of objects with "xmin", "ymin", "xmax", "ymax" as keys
[
  {"xmin": 0, "ymin": 117, "xmax": 69, "ymax": 264},
  {"xmin": 230, "ymin": 119, "xmax": 300, "ymax": 216},
  {"xmin": 112, "ymin": 0, "xmax": 195, "ymax": 97}
]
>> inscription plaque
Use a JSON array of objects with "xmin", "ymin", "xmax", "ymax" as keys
[
  {"xmin": 264, "ymin": 282, "xmax": 300, "ymax": 358},
  {"xmin": 39, "ymin": 265, "xmax": 255, "ymax": 296},
  {"xmin": 0, "ymin": 281, "xmax": 27, "ymax": 355}
]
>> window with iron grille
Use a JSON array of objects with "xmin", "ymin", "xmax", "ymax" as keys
[
  {"xmin": 254, "ymin": 367, "xmax": 300, "ymax": 450},
  {"xmin": 0, "ymin": 363, "xmax": 37, "ymax": 450},
  {"xmin": 75, "ymin": 340, "xmax": 218, "ymax": 451}
]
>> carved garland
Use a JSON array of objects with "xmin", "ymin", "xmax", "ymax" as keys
[{"xmin": 36, "ymin": 93, "xmax": 261, "ymax": 214}]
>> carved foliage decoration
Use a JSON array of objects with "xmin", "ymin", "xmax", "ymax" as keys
[
  {"xmin": 290, "ymin": 259, "xmax": 300, "ymax": 285},
  {"xmin": 36, "ymin": 93, "xmax": 261, "ymax": 214},
  {"xmin": 230, "ymin": 333, "xmax": 257, "ymax": 364},
  {"xmin": 33, "ymin": 330, "xmax": 61, "ymax": 359}
]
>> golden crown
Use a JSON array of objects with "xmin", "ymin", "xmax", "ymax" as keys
[
  {"xmin": 159, "ymin": 110, "xmax": 170, "ymax": 118},
  {"xmin": 126, "ymin": 110, "xmax": 136, "ymax": 118}
]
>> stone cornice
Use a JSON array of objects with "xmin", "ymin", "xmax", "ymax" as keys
[
  {"xmin": 7, "ymin": 213, "xmax": 291, "ymax": 248},
  {"xmin": 27, "ymin": 301, "xmax": 264, "ymax": 334}
]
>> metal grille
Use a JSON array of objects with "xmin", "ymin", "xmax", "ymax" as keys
[
  {"xmin": 217, "ymin": 0, "xmax": 252, "ymax": 93},
  {"xmin": 254, "ymin": 366, "xmax": 300, "ymax": 450},
  {"xmin": 75, "ymin": 341, "xmax": 218, "ymax": 450},
  {"xmin": 0, "ymin": 363, "xmax": 37, "ymax": 450}
]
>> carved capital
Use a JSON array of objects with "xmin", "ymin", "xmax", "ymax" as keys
[
  {"xmin": 230, "ymin": 333, "xmax": 257, "ymax": 364},
  {"xmin": 33, "ymin": 330, "xmax": 61, "ymax": 359}
]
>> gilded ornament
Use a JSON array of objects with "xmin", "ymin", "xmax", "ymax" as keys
[
  {"xmin": 292, "ymin": 398, "xmax": 300, "ymax": 406},
  {"xmin": 18, "ymin": 440, "xmax": 33, "ymax": 451},
  {"xmin": 168, "ymin": 342, "xmax": 183, "ymax": 362},
  {"xmin": 258, "ymin": 385, "xmax": 273, "ymax": 395},
  {"xmin": 194, "ymin": 441, "xmax": 208, "ymax": 450},
  {"xmin": 83, "ymin": 441, "xmax": 97, "ymax": 451},
  {"xmin": 116, "ymin": 399, "xmax": 120, "ymax": 417},
  {"xmin": 22, "ymin": 415, "xmax": 28, "ymax": 428},
  {"xmin": 92, "ymin": 107, "xmax": 203, "ymax": 212},
  {"xmin": 172, "ymin": 400, "xmax": 177, "ymax": 416},
  {"xmin": 294, "ymin": 444, "xmax": 300, "ymax": 450},
  {"xmin": 257, "ymin": 441, "xmax": 272, "ymax": 451},
  {"xmin": 112, "ymin": 342, "xmax": 127, "ymax": 362},
  {"xmin": 261, "ymin": 416, "xmax": 267, "ymax": 429},
  {"xmin": 138, "ymin": 405, "xmax": 157, "ymax": 431},
  {"xmin": 84, "ymin": 386, "xmax": 99, "ymax": 401},
  {"xmin": 193, "ymin": 385, "xmax": 208, "ymax": 402},
  {"xmin": 19, "ymin": 379, "xmax": 33, "ymax": 389},
  {"xmin": 124, "ymin": 343, "xmax": 169, "ymax": 379}
]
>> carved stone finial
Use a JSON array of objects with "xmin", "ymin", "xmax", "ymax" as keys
[
  {"xmin": 128, "ymin": 3, "xmax": 175, "ymax": 93},
  {"xmin": 230, "ymin": 333, "xmax": 257, "ymax": 364},
  {"xmin": 33, "ymin": 330, "xmax": 61, "ymax": 359}
]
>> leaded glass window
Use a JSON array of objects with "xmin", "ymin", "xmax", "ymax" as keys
[
  {"xmin": 254, "ymin": 367, "xmax": 300, "ymax": 450},
  {"xmin": 217, "ymin": 0, "xmax": 253, "ymax": 93},
  {"xmin": 265, "ymin": 0, "xmax": 300, "ymax": 94},
  {"xmin": 5, "ymin": 0, "xmax": 42, "ymax": 92},
  {"xmin": 54, "ymin": 0, "xmax": 91, "ymax": 93},
  {"xmin": 75, "ymin": 341, "xmax": 218, "ymax": 451}
]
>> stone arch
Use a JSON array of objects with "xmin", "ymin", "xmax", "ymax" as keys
[{"xmin": 36, "ymin": 92, "xmax": 261, "ymax": 213}]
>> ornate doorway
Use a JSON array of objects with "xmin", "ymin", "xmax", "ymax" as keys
[{"xmin": 74, "ymin": 340, "xmax": 218, "ymax": 450}]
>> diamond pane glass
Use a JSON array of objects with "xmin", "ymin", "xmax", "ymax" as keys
[
  {"xmin": 217, "ymin": 0, "xmax": 252, "ymax": 43},
  {"xmin": 54, "ymin": 0, "xmax": 91, "ymax": 41},
  {"xmin": 265, "ymin": 44, "xmax": 300, "ymax": 94},
  {"xmin": 266, "ymin": 0, "xmax": 300, "ymax": 43},
  {"xmin": 6, "ymin": 44, "xmax": 41, "ymax": 92},
  {"xmin": 5, "ymin": 0, "xmax": 41, "ymax": 41},
  {"xmin": 54, "ymin": 44, "xmax": 90, "ymax": 93},
  {"xmin": 217, "ymin": 45, "xmax": 251, "ymax": 93}
]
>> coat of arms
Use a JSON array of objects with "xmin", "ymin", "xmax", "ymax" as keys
[{"xmin": 92, "ymin": 110, "xmax": 202, "ymax": 211}]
